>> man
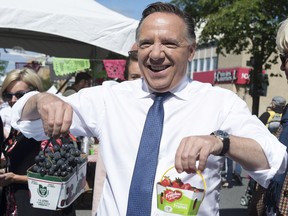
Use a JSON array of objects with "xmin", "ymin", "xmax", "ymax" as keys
[
  {"xmin": 62, "ymin": 72, "xmax": 92, "ymax": 96},
  {"xmin": 10, "ymin": 3, "xmax": 287, "ymax": 215},
  {"xmin": 259, "ymin": 96, "xmax": 286, "ymax": 135}
]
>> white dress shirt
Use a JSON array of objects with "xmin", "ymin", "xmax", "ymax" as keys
[{"xmin": 11, "ymin": 77, "xmax": 287, "ymax": 216}]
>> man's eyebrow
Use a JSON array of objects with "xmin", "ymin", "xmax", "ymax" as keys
[
  {"xmin": 138, "ymin": 38, "xmax": 182, "ymax": 45},
  {"xmin": 138, "ymin": 39, "xmax": 152, "ymax": 44}
]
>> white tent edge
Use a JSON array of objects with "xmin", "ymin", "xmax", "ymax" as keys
[{"xmin": 0, "ymin": 0, "xmax": 139, "ymax": 58}]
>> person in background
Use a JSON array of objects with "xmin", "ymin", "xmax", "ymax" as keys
[
  {"xmin": 62, "ymin": 71, "xmax": 95, "ymax": 206},
  {"xmin": 62, "ymin": 72, "xmax": 94, "ymax": 152},
  {"xmin": 0, "ymin": 68, "xmax": 76, "ymax": 216},
  {"xmin": 0, "ymin": 98, "xmax": 12, "ymax": 139},
  {"xmin": 0, "ymin": 100, "xmax": 7, "ymax": 210},
  {"xmin": 92, "ymin": 46, "xmax": 142, "ymax": 216},
  {"xmin": 124, "ymin": 49, "xmax": 142, "ymax": 81},
  {"xmin": 0, "ymin": 115, "xmax": 4, "ymax": 211},
  {"xmin": 248, "ymin": 18, "xmax": 288, "ymax": 216},
  {"xmin": 222, "ymin": 157, "xmax": 243, "ymax": 188},
  {"xmin": 9, "ymin": 3, "xmax": 287, "ymax": 215},
  {"xmin": 62, "ymin": 72, "xmax": 92, "ymax": 96},
  {"xmin": 259, "ymin": 96, "xmax": 286, "ymax": 135},
  {"xmin": 248, "ymin": 96, "xmax": 286, "ymax": 212}
]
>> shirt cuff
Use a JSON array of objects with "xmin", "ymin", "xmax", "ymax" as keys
[
  {"xmin": 11, "ymin": 91, "xmax": 49, "ymax": 141},
  {"xmin": 247, "ymin": 152, "xmax": 288, "ymax": 188}
]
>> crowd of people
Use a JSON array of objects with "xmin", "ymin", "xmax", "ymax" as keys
[{"xmin": 0, "ymin": 2, "xmax": 287, "ymax": 216}]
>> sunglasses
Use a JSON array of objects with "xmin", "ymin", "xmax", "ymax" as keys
[
  {"xmin": 3, "ymin": 89, "xmax": 35, "ymax": 101},
  {"xmin": 279, "ymin": 53, "xmax": 288, "ymax": 65}
]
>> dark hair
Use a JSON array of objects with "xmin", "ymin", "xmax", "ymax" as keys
[
  {"xmin": 75, "ymin": 72, "xmax": 92, "ymax": 84},
  {"xmin": 136, "ymin": 2, "xmax": 196, "ymax": 44},
  {"xmin": 124, "ymin": 50, "xmax": 138, "ymax": 80}
]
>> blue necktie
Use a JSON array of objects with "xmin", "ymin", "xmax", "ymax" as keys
[{"xmin": 126, "ymin": 92, "xmax": 171, "ymax": 216}]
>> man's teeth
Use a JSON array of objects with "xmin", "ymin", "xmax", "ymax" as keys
[{"xmin": 150, "ymin": 65, "xmax": 167, "ymax": 71}]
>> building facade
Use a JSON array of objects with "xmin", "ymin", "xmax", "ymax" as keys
[{"xmin": 190, "ymin": 44, "xmax": 288, "ymax": 116}]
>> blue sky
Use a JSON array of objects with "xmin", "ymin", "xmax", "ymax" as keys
[{"xmin": 96, "ymin": 0, "xmax": 168, "ymax": 20}]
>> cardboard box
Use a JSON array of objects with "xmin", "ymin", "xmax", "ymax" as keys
[
  {"xmin": 27, "ymin": 161, "xmax": 87, "ymax": 210},
  {"xmin": 156, "ymin": 167, "xmax": 206, "ymax": 216},
  {"xmin": 157, "ymin": 183, "xmax": 204, "ymax": 215}
]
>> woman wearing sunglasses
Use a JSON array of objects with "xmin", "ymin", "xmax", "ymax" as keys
[{"xmin": 0, "ymin": 68, "xmax": 76, "ymax": 216}]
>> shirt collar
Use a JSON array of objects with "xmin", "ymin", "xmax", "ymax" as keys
[{"xmin": 134, "ymin": 76, "xmax": 192, "ymax": 101}]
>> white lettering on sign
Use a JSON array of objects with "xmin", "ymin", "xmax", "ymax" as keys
[
  {"xmin": 215, "ymin": 69, "xmax": 237, "ymax": 83},
  {"xmin": 241, "ymin": 73, "xmax": 250, "ymax": 79}
]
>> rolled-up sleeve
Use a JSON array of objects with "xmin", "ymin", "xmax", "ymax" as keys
[
  {"xmin": 247, "ymin": 128, "xmax": 287, "ymax": 188},
  {"xmin": 247, "ymin": 152, "xmax": 287, "ymax": 188},
  {"xmin": 11, "ymin": 91, "xmax": 49, "ymax": 141},
  {"xmin": 223, "ymin": 97, "xmax": 288, "ymax": 188}
]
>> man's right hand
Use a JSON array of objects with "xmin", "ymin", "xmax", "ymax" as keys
[{"xmin": 22, "ymin": 92, "xmax": 73, "ymax": 138}]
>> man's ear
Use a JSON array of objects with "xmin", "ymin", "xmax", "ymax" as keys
[{"xmin": 188, "ymin": 43, "xmax": 196, "ymax": 62}]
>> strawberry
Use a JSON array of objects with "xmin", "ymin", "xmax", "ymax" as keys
[
  {"xmin": 171, "ymin": 177, "xmax": 183, "ymax": 188},
  {"xmin": 181, "ymin": 183, "xmax": 192, "ymax": 190},
  {"xmin": 160, "ymin": 176, "xmax": 171, "ymax": 187}
]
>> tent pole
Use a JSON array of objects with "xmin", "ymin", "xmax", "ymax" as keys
[{"xmin": 56, "ymin": 74, "xmax": 74, "ymax": 94}]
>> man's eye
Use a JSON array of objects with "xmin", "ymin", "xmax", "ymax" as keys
[
  {"xmin": 164, "ymin": 43, "xmax": 178, "ymax": 49},
  {"xmin": 139, "ymin": 43, "xmax": 151, "ymax": 49}
]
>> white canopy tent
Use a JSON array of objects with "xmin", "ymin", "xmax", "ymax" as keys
[{"xmin": 0, "ymin": 0, "xmax": 139, "ymax": 59}]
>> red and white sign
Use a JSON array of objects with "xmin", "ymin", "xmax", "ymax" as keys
[
  {"xmin": 193, "ymin": 71, "xmax": 215, "ymax": 84},
  {"xmin": 193, "ymin": 67, "xmax": 257, "ymax": 85},
  {"xmin": 214, "ymin": 68, "xmax": 237, "ymax": 83},
  {"xmin": 235, "ymin": 67, "xmax": 251, "ymax": 84}
]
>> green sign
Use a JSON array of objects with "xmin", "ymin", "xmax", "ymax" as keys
[{"xmin": 52, "ymin": 58, "xmax": 90, "ymax": 76}]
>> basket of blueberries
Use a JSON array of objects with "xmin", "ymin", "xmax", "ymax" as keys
[{"xmin": 27, "ymin": 134, "xmax": 87, "ymax": 210}]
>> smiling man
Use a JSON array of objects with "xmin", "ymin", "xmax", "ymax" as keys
[{"xmin": 10, "ymin": 2, "xmax": 287, "ymax": 216}]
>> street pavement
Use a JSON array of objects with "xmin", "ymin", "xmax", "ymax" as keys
[
  {"xmin": 75, "ymin": 172, "xmax": 250, "ymax": 216},
  {"xmin": 219, "ymin": 173, "xmax": 250, "ymax": 216}
]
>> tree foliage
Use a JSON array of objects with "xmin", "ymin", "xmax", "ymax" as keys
[
  {"xmin": 171, "ymin": 0, "xmax": 288, "ymax": 69},
  {"xmin": 171, "ymin": 0, "xmax": 288, "ymax": 115}
]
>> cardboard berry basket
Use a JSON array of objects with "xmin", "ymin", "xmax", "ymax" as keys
[
  {"xmin": 157, "ymin": 166, "xmax": 207, "ymax": 216},
  {"xmin": 27, "ymin": 155, "xmax": 87, "ymax": 210}
]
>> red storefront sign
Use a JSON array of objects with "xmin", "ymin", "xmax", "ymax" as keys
[
  {"xmin": 193, "ymin": 67, "xmax": 255, "ymax": 85},
  {"xmin": 214, "ymin": 68, "xmax": 237, "ymax": 83},
  {"xmin": 193, "ymin": 71, "xmax": 215, "ymax": 83},
  {"xmin": 235, "ymin": 67, "xmax": 252, "ymax": 84}
]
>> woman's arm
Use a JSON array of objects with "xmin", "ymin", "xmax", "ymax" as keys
[{"xmin": 0, "ymin": 172, "xmax": 28, "ymax": 187}]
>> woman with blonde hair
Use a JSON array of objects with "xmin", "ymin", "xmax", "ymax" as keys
[{"xmin": 0, "ymin": 68, "xmax": 75, "ymax": 216}]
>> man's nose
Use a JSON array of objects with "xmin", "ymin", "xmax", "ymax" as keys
[
  {"xmin": 11, "ymin": 95, "xmax": 18, "ymax": 102},
  {"xmin": 150, "ymin": 44, "xmax": 165, "ymax": 59}
]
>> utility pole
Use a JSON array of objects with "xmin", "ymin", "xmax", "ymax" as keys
[{"xmin": 249, "ymin": 56, "xmax": 269, "ymax": 116}]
